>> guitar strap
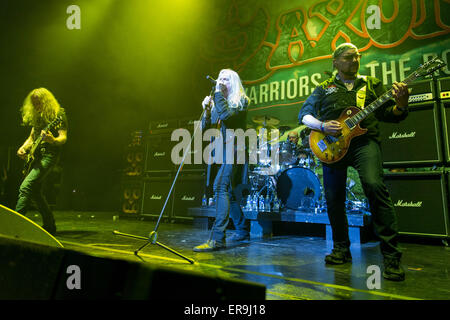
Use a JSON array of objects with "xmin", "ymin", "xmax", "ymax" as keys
[{"xmin": 356, "ymin": 85, "xmax": 367, "ymax": 109}]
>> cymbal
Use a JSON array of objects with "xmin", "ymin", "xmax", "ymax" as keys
[{"xmin": 252, "ymin": 115, "xmax": 280, "ymax": 126}]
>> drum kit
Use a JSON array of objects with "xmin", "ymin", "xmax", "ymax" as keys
[{"xmin": 245, "ymin": 115, "xmax": 368, "ymax": 214}]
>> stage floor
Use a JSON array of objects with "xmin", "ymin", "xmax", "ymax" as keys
[{"xmin": 26, "ymin": 210, "xmax": 450, "ymax": 300}]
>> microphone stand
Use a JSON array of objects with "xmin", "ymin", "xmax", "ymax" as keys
[{"xmin": 113, "ymin": 87, "xmax": 215, "ymax": 264}]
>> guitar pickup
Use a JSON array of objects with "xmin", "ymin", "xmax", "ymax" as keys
[
  {"xmin": 324, "ymin": 135, "xmax": 339, "ymax": 144},
  {"xmin": 317, "ymin": 139, "xmax": 328, "ymax": 152}
]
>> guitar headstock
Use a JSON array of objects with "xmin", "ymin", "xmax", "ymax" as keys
[{"xmin": 414, "ymin": 57, "xmax": 446, "ymax": 78}]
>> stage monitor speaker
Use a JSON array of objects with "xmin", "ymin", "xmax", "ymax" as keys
[
  {"xmin": 172, "ymin": 174, "xmax": 205, "ymax": 220},
  {"xmin": 379, "ymin": 101, "xmax": 443, "ymax": 166},
  {"xmin": 0, "ymin": 204, "xmax": 63, "ymax": 248},
  {"xmin": 145, "ymin": 134, "xmax": 175, "ymax": 173},
  {"xmin": 141, "ymin": 176, "xmax": 173, "ymax": 218},
  {"xmin": 384, "ymin": 170, "xmax": 449, "ymax": 238},
  {"xmin": 0, "ymin": 235, "xmax": 266, "ymax": 300},
  {"xmin": 120, "ymin": 178, "xmax": 144, "ymax": 216}
]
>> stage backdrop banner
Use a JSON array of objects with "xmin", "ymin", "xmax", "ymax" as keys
[{"xmin": 198, "ymin": 0, "xmax": 450, "ymax": 127}]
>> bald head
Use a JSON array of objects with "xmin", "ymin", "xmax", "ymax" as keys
[{"xmin": 288, "ymin": 131, "xmax": 299, "ymax": 144}]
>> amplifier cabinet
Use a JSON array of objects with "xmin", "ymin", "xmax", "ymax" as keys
[
  {"xmin": 141, "ymin": 176, "xmax": 174, "ymax": 218},
  {"xmin": 438, "ymin": 77, "xmax": 450, "ymax": 163},
  {"xmin": 120, "ymin": 178, "xmax": 144, "ymax": 216},
  {"xmin": 148, "ymin": 119, "xmax": 178, "ymax": 135},
  {"xmin": 441, "ymin": 100, "xmax": 450, "ymax": 163},
  {"xmin": 379, "ymin": 102, "xmax": 443, "ymax": 166},
  {"xmin": 384, "ymin": 170, "xmax": 449, "ymax": 238},
  {"xmin": 145, "ymin": 134, "xmax": 175, "ymax": 173},
  {"xmin": 406, "ymin": 79, "xmax": 436, "ymax": 104},
  {"xmin": 172, "ymin": 173, "xmax": 206, "ymax": 220},
  {"xmin": 438, "ymin": 76, "xmax": 450, "ymax": 100}
]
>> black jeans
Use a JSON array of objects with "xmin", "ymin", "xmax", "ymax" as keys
[
  {"xmin": 322, "ymin": 137, "xmax": 401, "ymax": 259},
  {"xmin": 15, "ymin": 152, "xmax": 57, "ymax": 229},
  {"xmin": 210, "ymin": 161, "xmax": 249, "ymax": 244}
]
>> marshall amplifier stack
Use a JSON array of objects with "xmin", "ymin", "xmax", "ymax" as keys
[
  {"xmin": 379, "ymin": 76, "xmax": 450, "ymax": 239},
  {"xmin": 379, "ymin": 78, "xmax": 442, "ymax": 166},
  {"xmin": 438, "ymin": 77, "xmax": 450, "ymax": 164},
  {"xmin": 120, "ymin": 118, "xmax": 206, "ymax": 221},
  {"xmin": 384, "ymin": 170, "xmax": 449, "ymax": 238}
]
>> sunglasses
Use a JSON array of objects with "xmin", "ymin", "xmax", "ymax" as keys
[{"xmin": 339, "ymin": 53, "xmax": 362, "ymax": 61}]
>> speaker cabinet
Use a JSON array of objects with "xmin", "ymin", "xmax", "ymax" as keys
[
  {"xmin": 123, "ymin": 147, "xmax": 145, "ymax": 177},
  {"xmin": 438, "ymin": 77, "xmax": 450, "ymax": 163},
  {"xmin": 141, "ymin": 176, "xmax": 173, "ymax": 218},
  {"xmin": 440, "ymin": 100, "xmax": 450, "ymax": 163},
  {"xmin": 123, "ymin": 131, "xmax": 145, "ymax": 177},
  {"xmin": 172, "ymin": 174, "xmax": 205, "ymax": 220},
  {"xmin": 148, "ymin": 119, "xmax": 178, "ymax": 135},
  {"xmin": 379, "ymin": 102, "xmax": 443, "ymax": 166},
  {"xmin": 120, "ymin": 178, "xmax": 144, "ymax": 216},
  {"xmin": 384, "ymin": 170, "xmax": 449, "ymax": 238},
  {"xmin": 145, "ymin": 134, "xmax": 175, "ymax": 173}
]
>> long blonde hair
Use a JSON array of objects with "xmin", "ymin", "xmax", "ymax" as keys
[
  {"xmin": 21, "ymin": 88, "xmax": 61, "ymax": 128},
  {"xmin": 219, "ymin": 69, "xmax": 249, "ymax": 110}
]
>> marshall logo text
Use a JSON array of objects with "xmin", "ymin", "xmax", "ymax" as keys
[{"xmin": 394, "ymin": 200, "xmax": 423, "ymax": 208}]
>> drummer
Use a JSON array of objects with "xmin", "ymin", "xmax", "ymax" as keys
[
  {"xmin": 287, "ymin": 130, "xmax": 315, "ymax": 167},
  {"xmin": 287, "ymin": 130, "xmax": 301, "ymax": 147}
]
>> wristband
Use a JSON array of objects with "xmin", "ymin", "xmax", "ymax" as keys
[{"xmin": 320, "ymin": 122, "xmax": 325, "ymax": 132}]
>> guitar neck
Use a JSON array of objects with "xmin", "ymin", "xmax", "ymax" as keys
[
  {"xmin": 29, "ymin": 121, "xmax": 56, "ymax": 155},
  {"xmin": 347, "ymin": 71, "xmax": 419, "ymax": 126},
  {"xmin": 29, "ymin": 135, "xmax": 43, "ymax": 155}
]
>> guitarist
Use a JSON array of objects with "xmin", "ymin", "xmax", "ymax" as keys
[
  {"xmin": 298, "ymin": 43, "xmax": 409, "ymax": 281},
  {"xmin": 15, "ymin": 88, "xmax": 68, "ymax": 235}
]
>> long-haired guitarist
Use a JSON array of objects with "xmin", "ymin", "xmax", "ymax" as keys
[
  {"xmin": 298, "ymin": 43, "xmax": 409, "ymax": 281},
  {"xmin": 15, "ymin": 88, "xmax": 68, "ymax": 235}
]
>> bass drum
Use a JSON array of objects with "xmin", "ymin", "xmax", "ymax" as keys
[{"xmin": 276, "ymin": 166, "xmax": 322, "ymax": 210}]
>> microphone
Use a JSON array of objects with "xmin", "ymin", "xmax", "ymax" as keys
[{"xmin": 206, "ymin": 75, "xmax": 216, "ymax": 84}]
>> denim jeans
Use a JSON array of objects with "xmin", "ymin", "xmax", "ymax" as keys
[
  {"xmin": 210, "ymin": 161, "xmax": 249, "ymax": 244},
  {"xmin": 322, "ymin": 137, "xmax": 401, "ymax": 259},
  {"xmin": 15, "ymin": 152, "xmax": 57, "ymax": 229}
]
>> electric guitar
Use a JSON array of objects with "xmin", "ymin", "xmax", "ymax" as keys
[
  {"xmin": 22, "ymin": 116, "xmax": 63, "ymax": 176},
  {"xmin": 309, "ymin": 57, "xmax": 446, "ymax": 164}
]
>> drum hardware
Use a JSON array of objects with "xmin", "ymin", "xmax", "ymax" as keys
[{"xmin": 243, "ymin": 120, "xmax": 368, "ymax": 215}]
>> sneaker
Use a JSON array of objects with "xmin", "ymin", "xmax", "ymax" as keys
[
  {"xmin": 325, "ymin": 248, "xmax": 352, "ymax": 265},
  {"xmin": 227, "ymin": 232, "xmax": 250, "ymax": 243},
  {"xmin": 193, "ymin": 240, "xmax": 225, "ymax": 252},
  {"xmin": 383, "ymin": 257, "xmax": 405, "ymax": 281}
]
